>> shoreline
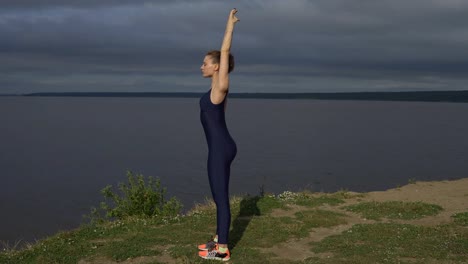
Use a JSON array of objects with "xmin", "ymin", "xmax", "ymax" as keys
[{"xmin": 2, "ymin": 90, "xmax": 467, "ymax": 103}]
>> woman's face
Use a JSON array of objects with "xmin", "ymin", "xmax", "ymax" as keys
[{"xmin": 200, "ymin": 56, "xmax": 218, "ymax": 78}]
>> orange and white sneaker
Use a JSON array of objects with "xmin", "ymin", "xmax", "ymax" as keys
[{"xmin": 198, "ymin": 245, "xmax": 230, "ymax": 261}]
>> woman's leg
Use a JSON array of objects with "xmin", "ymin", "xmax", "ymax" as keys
[{"xmin": 207, "ymin": 156, "xmax": 232, "ymax": 245}]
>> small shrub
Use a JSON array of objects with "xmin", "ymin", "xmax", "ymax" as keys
[{"xmin": 90, "ymin": 171, "xmax": 182, "ymax": 221}]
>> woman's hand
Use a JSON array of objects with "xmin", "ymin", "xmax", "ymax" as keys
[{"xmin": 229, "ymin": 8, "xmax": 239, "ymax": 25}]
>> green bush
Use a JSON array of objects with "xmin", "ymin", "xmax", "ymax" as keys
[{"xmin": 90, "ymin": 171, "xmax": 182, "ymax": 221}]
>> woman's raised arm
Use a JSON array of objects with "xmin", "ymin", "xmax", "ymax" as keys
[{"xmin": 217, "ymin": 9, "xmax": 239, "ymax": 92}]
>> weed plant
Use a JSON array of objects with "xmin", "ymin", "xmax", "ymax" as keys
[{"xmin": 88, "ymin": 171, "xmax": 182, "ymax": 222}]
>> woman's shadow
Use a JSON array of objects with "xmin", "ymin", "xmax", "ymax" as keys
[{"xmin": 229, "ymin": 195, "xmax": 261, "ymax": 250}]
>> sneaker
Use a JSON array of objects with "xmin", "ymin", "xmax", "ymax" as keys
[
  {"xmin": 198, "ymin": 245, "xmax": 230, "ymax": 261},
  {"xmin": 197, "ymin": 238, "xmax": 217, "ymax": 251}
]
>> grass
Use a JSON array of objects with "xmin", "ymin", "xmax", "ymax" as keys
[
  {"xmin": 343, "ymin": 201, "xmax": 444, "ymax": 220},
  {"xmin": 311, "ymin": 223, "xmax": 468, "ymax": 263},
  {"xmin": 1, "ymin": 191, "xmax": 467, "ymax": 263},
  {"xmin": 452, "ymin": 212, "xmax": 468, "ymax": 226},
  {"xmin": 275, "ymin": 190, "xmax": 363, "ymax": 208}
]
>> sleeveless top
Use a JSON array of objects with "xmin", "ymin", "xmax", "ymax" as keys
[{"xmin": 199, "ymin": 89, "xmax": 236, "ymax": 152}]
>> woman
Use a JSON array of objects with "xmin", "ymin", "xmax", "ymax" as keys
[{"xmin": 197, "ymin": 8, "xmax": 239, "ymax": 261}]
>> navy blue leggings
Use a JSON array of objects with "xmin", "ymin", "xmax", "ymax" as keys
[
  {"xmin": 200, "ymin": 89, "xmax": 237, "ymax": 244},
  {"xmin": 207, "ymin": 142, "xmax": 237, "ymax": 244}
]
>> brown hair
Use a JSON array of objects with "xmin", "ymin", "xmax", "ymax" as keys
[{"xmin": 206, "ymin": 50, "xmax": 235, "ymax": 73}]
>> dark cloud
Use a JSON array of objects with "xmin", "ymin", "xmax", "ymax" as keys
[
  {"xmin": 0, "ymin": 0, "xmax": 184, "ymax": 9},
  {"xmin": 1, "ymin": 0, "xmax": 468, "ymax": 93}
]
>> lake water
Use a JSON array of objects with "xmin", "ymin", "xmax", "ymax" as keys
[{"xmin": 1, "ymin": 96, "xmax": 467, "ymax": 247}]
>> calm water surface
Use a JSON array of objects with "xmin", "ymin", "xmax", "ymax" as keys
[{"xmin": 1, "ymin": 96, "xmax": 467, "ymax": 246}]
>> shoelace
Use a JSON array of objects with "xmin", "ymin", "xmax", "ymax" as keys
[
  {"xmin": 207, "ymin": 250, "xmax": 219, "ymax": 257},
  {"xmin": 203, "ymin": 240, "xmax": 217, "ymax": 250}
]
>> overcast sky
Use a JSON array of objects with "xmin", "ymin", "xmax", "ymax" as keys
[{"xmin": 1, "ymin": 0, "xmax": 468, "ymax": 94}]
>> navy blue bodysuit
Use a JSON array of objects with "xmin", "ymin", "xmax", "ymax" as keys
[{"xmin": 200, "ymin": 89, "xmax": 237, "ymax": 244}]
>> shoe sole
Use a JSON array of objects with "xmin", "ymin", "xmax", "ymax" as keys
[{"xmin": 199, "ymin": 256, "xmax": 230, "ymax": 261}]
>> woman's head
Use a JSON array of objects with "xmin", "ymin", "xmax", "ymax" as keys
[{"xmin": 200, "ymin": 50, "xmax": 235, "ymax": 78}]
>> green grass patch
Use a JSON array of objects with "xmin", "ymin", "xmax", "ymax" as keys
[
  {"xmin": 343, "ymin": 201, "xmax": 443, "ymax": 220},
  {"xmin": 0, "ymin": 230, "xmax": 100, "ymax": 264},
  {"xmin": 277, "ymin": 191, "xmax": 347, "ymax": 208},
  {"xmin": 294, "ymin": 195, "xmax": 345, "ymax": 207},
  {"xmin": 233, "ymin": 216, "xmax": 299, "ymax": 248},
  {"xmin": 311, "ymin": 223, "xmax": 468, "ymax": 263},
  {"xmin": 452, "ymin": 212, "xmax": 468, "ymax": 226},
  {"xmin": 99, "ymin": 232, "xmax": 161, "ymax": 261},
  {"xmin": 0, "ymin": 213, "xmax": 205, "ymax": 264},
  {"xmin": 234, "ymin": 209, "xmax": 348, "ymax": 249},
  {"xmin": 249, "ymin": 195, "xmax": 285, "ymax": 215},
  {"xmin": 295, "ymin": 210, "xmax": 348, "ymax": 233}
]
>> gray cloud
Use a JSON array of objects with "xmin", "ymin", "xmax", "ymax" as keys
[
  {"xmin": 1, "ymin": 0, "xmax": 468, "ymax": 93},
  {"xmin": 0, "ymin": 0, "xmax": 185, "ymax": 9}
]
